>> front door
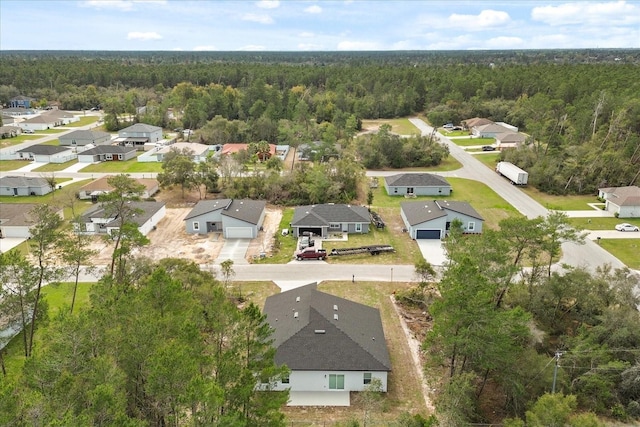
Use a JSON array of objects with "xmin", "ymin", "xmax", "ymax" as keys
[{"xmin": 13, "ymin": 188, "xmax": 18, "ymax": 196}]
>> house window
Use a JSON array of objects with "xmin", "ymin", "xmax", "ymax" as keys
[
  {"xmin": 406, "ymin": 187, "xmax": 414, "ymax": 194},
  {"xmin": 330, "ymin": 223, "xmax": 341, "ymax": 229},
  {"xmin": 105, "ymin": 154, "xmax": 113, "ymax": 160},
  {"xmin": 329, "ymin": 374, "xmax": 345, "ymax": 390},
  {"xmin": 281, "ymin": 375, "xmax": 290, "ymax": 384},
  {"xmin": 118, "ymin": 154, "xmax": 123, "ymax": 160},
  {"xmin": 468, "ymin": 222, "xmax": 475, "ymax": 231},
  {"xmin": 193, "ymin": 221, "xmax": 200, "ymax": 231},
  {"xmin": 355, "ymin": 223, "xmax": 362, "ymax": 232},
  {"xmin": 394, "ymin": 188, "xmax": 398, "ymax": 194},
  {"xmin": 364, "ymin": 372, "xmax": 372, "ymax": 385}
]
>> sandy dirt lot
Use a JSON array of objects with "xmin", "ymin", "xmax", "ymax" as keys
[{"xmin": 87, "ymin": 202, "xmax": 283, "ymax": 265}]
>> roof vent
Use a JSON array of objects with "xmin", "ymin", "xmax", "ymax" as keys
[
  {"xmin": 296, "ymin": 296, "xmax": 300, "ymax": 302},
  {"xmin": 333, "ymin": 304, "xmax": 338, "ymax": 311},
  {"xmin": 294, "ymin": 312, "xmax": 299, "ymax": 319},
  {"xmin": 333, "ymin": 313, "xmax": 338, "ymax": 320},
  {"xmin": 314, "ymin": 330, "xmax": 326, "ymax": 334}
]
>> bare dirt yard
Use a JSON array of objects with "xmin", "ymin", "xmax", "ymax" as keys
[{"xmin": 87, "ymin": 187, "xmax": 282, "ymax": 265}]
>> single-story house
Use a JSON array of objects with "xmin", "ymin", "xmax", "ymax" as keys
[
  {"xmin": 17, "ymin": 115, "xmax": 62, "ymax": 131},
  {"xmin": 41, "ymin": 110, "xmax": 79, "ymax": 125},
  {"xmin": 472, "ymin": 123, "xmax": 513, "ymax": 138},
  {"xmin": 401, "ymin": 200, "xmax": 484, "ymax": 239},
  {"xmin": 0, "ymin": 203, "xmax": 63, "ymax": 239},
  {"xmin": 59, "ymin": 129, "xmax": 112, "ymax": 147},
  {"xmin": 15, "ymin": 145, "xmax": 76, "ymax": 163},
  {"xmin": 115, "ymin": 123, "xmax": 163, "ymax": 150},
  {"xmin": 0, "ymin": 126, "xmax": 21, "ymax": 138},
  {"xmin": 77, "ymin": 145, "xmax": 137, "ymax": 163},
  {"xmin": 290, "ymin": 204, "xmax": 370, "ymax": 238},
  {"xmin": 184, "ymin": 198, "xmax": 267, "ymax": 239},
  {"xmin": 76, "ymin": 201, "xmax": 166, "ymax": 236},
  {"xmin": 384, "ymin": 173, "xmax": 452, "ymax": 197},
  {"xmin": 78, "ymin": 176, "xmax": 159, "ymax": 201},
  {"xmin": 0, "ymin": 176, "xmax": 52, "ymax": 197},
  {"xmin": 9, "ymin": 96, "xmax": 35, "ymax": 109},
  {"xmin": 462, "ymin": 117, "xmax": 493, "ymax": 130},
  {"xmin": 1, "ymin": 114, "xmax": 16, "ymax": 125},
  {"xmin": 598, "ymin": 186, "xmax": 640, "ymax": 218},
  {"xmin": 495, "ymin": 132, "xmax": 527, "ymax": 150},
  {"xmin": 263, "ymin": 283, "xmax": 391, "ymax": 406},
  {"xmin": 154, "ymin": 142, "xmax": 213, "ymax": 163},
  {"xmin": 1, "ymin": 107, "xmax": 35, "ymax": 117}
]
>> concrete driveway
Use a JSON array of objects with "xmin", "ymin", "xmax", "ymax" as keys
[
  {"xmin": 215, "ymin": 239, "xmax": 250, "ymax": 265},
  {"xmin": 416, "ymin": 240, "xmax": 448, "ymax": 266},
  {"xmin": 0, "ymin": 237, "xmax": 27, "ymax": 253}
]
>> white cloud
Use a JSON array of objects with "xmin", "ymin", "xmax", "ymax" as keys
[
  {"xmin": 127, "ymin": 31, "xmax": 162, "ymax": 41},
  {"xmin": 337, "ymin": 40, "xmax": 380, "ymax": 50},
  {"xmin": 238, "ymin": 44, "xmax": 267, "ymax": 51},
  {"xmin": 448, "ymin": 9, "xmax": 511, "ymax": 28},
  {"xmin": 532, "ymin": 1, "xmax": 640, "ymax": 26},
  {"xmin": 193, "ymin": 45, "xmax": 217, "ymax": 51},
  {"xmin": 304, "ymin": 5, "xmax": 322, "ymax": 14},
  {"xmin": 298, "ymin": 32, "xmax": 315, "ymax": 38},
  {"xmin": 256, "ymin": 0, "xmax": 279, "ymax": 9},
  {"xmin": 80, "ymin": 0, "xmax": 166, "ymax": 11},
  {"xmin": 242, "ymin": 13, "xmax": 274, "ymax": 24}
]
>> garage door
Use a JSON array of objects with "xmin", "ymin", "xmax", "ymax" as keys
[
  {"xmin": 225, "ymin": 227, "xmax": 253, "ymax": 239},
  {"xmin": 416, "ymin": 229, "xmax": 441, "ymax": 239}
]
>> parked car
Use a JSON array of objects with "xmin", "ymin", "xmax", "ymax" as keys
[
  {"xmin": 299, "ymin": 236, "xmax": 315, "ymax": 250},
  {"xmin": 482, "ymin": 145, "xmax": 496, "ymax": 151},
  {"xmin": 442, "ymin": 123, "xmax": 454, "ymax": 129},
  {"xmin": 23, "ymin": 129, "xmax": 35, "ymax": 134},
  {"xmin": 295, "ymin": 248, "xmax": 327, "ymax": 261},
  {"xmin": 615, "ymin": 223, "xmax": 639, "ymax": 232}
]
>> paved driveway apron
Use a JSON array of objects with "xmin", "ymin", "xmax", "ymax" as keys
[
  {"xmin": 216, "ymin": 239, "xmax": 250, "ymax": 265},
  {"xmin": 416, "ymin": 240, "xmax": 448, "ymax": 266}
]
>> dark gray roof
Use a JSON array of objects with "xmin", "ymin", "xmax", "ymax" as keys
[
  {"xmin": 16, "ymin": 145, "xmax": 71, "ymax": 155},
  {"xmin": 263, "ymin": 283, "xmax": 391, "ymax": 372},
  {"xmin": 184, "ymin": 199, "xmax": 232, "ymax": 220},
  {"xmin": 291, "ymin": 204, "xmax": 370, "ymax": 227},
  {"xmin": 385, "ymin": 173, "xmax": 451, "ymax": 188},
  {"xmin": 60, "ymin": 129, "xmax": 111, "ymax": 140},
  {"xmin": 82, "ymin": 201, "xmax": 165, "ymax": 228},
  {"xmin": 401, "ymin": 200, "xmax": 483, "ymax": 225},
  {"xmin": 0, "ymin": 176, "xmax": 49, "ymax": 188},
  {"xmin": 80, "ymin": 145, "xmax": 136, "ymax": 155},
  {"xmin": 221, "ymin": 199, "xmax": 266, "ymax": 225}
]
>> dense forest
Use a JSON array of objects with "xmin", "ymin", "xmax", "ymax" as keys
[{"xmin": 1, "ymin": 49, "xmax": 639, "ymax": 195}]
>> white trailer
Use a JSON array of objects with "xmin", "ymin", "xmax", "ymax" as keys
[{"xmin": 496, "ymin": 161, "xmax": 528, "ymax": 185}]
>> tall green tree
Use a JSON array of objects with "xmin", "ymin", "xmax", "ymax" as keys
[{"xmin": 157, "ymin": 147, "xmax": 197, "ymax": 198}]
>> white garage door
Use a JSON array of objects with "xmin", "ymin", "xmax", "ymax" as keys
[{"xmin": 225, "ymin": 227, "xmax": 253, "ymax": 238}]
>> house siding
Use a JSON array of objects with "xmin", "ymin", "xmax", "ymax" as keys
[
  {"xmin": 270, "ymin": 370, "xmax": 388, "ymax": 393},
  {"xmin": 0, "ymin": 225, "xmax": 31, "ymax": 239},
  {"xmin": 185, "ymin": 211, "xmax": 224, "ymax": 235},
  {"xmin": 618, "ymin": 205, "xmax": 640, "ymax": 218},
  {"xmin": 387, "ymin": 185, "xmax": 452, "ymax": 196}
]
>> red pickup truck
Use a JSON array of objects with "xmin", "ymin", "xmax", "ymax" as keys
[{"xmin": 295, "ymin": 248, "xmax": 327, "ymax": 261}]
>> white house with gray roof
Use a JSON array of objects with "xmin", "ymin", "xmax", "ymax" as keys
[
  {"xmin": 384, "ymin": 173, "xmax": 452, "ymax": 196},
  {"xmin": 77, "ymin": 145, "xmax": 137, "ymax": 163},
  {"xmin": 0, "ymin": 203, "xmax": 63, "ymax": 239},
  {"xmin": 263, "ymin": 283, "xmax": 391, "ymax": 406},
  {"xmin": 290, "ymin": 204, "xmax": 370, "ymax": 238},
  {"xmin": 0, "ymin": 176, "xmax": 52, "ymax": 196},
  {"xmin": 59, "ymin": 129, "xmax": 112, "ymax": 147},
  {"xmin": 76, "ymin": 201, "xmax": 166, "ymax": 236},
  {"xmin": 184, "ymin": 199, "xmax": 266, "ymax": 239},
  {"xmin": 598, "ymin": 185, "xmax": 640, "ymax": 218},
  {"xmin": 115, "ymin": 123, "xmax": 163, "ymax": 150},
  {"xmin": 401, "ymin": 200, "xmax": 484, "ymax": 239},
  {"xmin": 15, "ymin": 145, "xmax": 76, "ymax": 163}
]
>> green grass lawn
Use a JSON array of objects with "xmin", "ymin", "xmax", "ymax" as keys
[
  {"xmin": 0, "ymin": 179, "xmax": 93, "ymax": 209},
  {"xmin": 451, "ymin": 137, "xmax": 495, "ymax": 147},
  {"xmin": 598, "ymin": 239, "xmax": 640, "ymax": 269},
  {"xmin": 568, "ymin": 217, "xmax": 640, "ymax": 230},
  {"xmin": 361, "ymin": 118, "xmax": 421, "ymax": 136},
  {"xmin": 62, "ymin": 116, "xmax": 99, "ymax": 127},
  {"xmin": 79, "ymin": 157, "xmax": 163, "ymax": 173},
  {"xmin": 521, "ymin": 186, "xmax": 600, "ymax": 211},
  {"xmin": 253, "ymin": 208, "xmax": 297, "ymax": 264},
  {"xmin": 32, "ymin": 159, "xmax": 78, "ymax": 172},
  {"xmin": 36, "ymin": 129, "xmax": 67, "ymax": 134},
  {"xmin": 39, "ymin": 139, "xmax": 60, "ymax": 146},
  {"xmin": 1, "ymin": 282, "xmax": 94, "ymax": 380},
  {"xmin": 440, "ymin": 130, "xmax": 469, "ymax": 137},
  {"xmin": 0, "ymin": 135, "xmax": 41, "ymax": 149},
  {"xmin": 475, "ymin": 152, "xmax": 501, "ymax": 169},
  {"xmin": 0, "ymin": 159, "xmax": 32, "ymax": 172}
]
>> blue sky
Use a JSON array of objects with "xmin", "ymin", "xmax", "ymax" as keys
[{"xmin": 1, "ymin": 0, "xmax": 639, "ymax": 51}]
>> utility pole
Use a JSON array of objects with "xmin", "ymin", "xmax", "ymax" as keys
[{"xmin": 552, "ymin": 351, "xmax": 562, "ymax": 393}]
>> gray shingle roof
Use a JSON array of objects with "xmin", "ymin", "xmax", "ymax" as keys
[
  {"xmin": 119, "ymin": 123, "xmax": 162, "ymax": 133},
  {"xmin": 401, "ymin": 200, "xmax": 483, "ymax": 225},
  {"xmin": 291, "ymin": 204, "xmax": 370, "ymax": 227},
  {"xmin": 184, "ymin": 199, "xmax": 232, "ymax": 220},
  {"xmin": 16, "ymin": 145, "xmax": 71, "ymax": 155},
  {"xmin": 0, "ymin": 176, "xmax": 49, "ymax": 188},
  {"xmin": 263, "ymin": 283, "xmax": 391, "ymax": 372},
  {"xmin": 0, "ymin": 203, "xmax": 40, "ymax": 226},
  {"xmin": 60, "ymin": 129, "xmax": 111, "ymax": 141},
  {"xmin": 82, "ymin": 201, "xmax": 165, "ymax": 228},
  {"xmin": 221, "ymin": 199, "xmax": 266, "ymax": 225},
  {"xmin": 385, "ymin": 173, "xmax": 450, "ymax": 188},
  {"xmin": 80, "ymin": 145, "xmax": 136, "ymax": 155}
]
